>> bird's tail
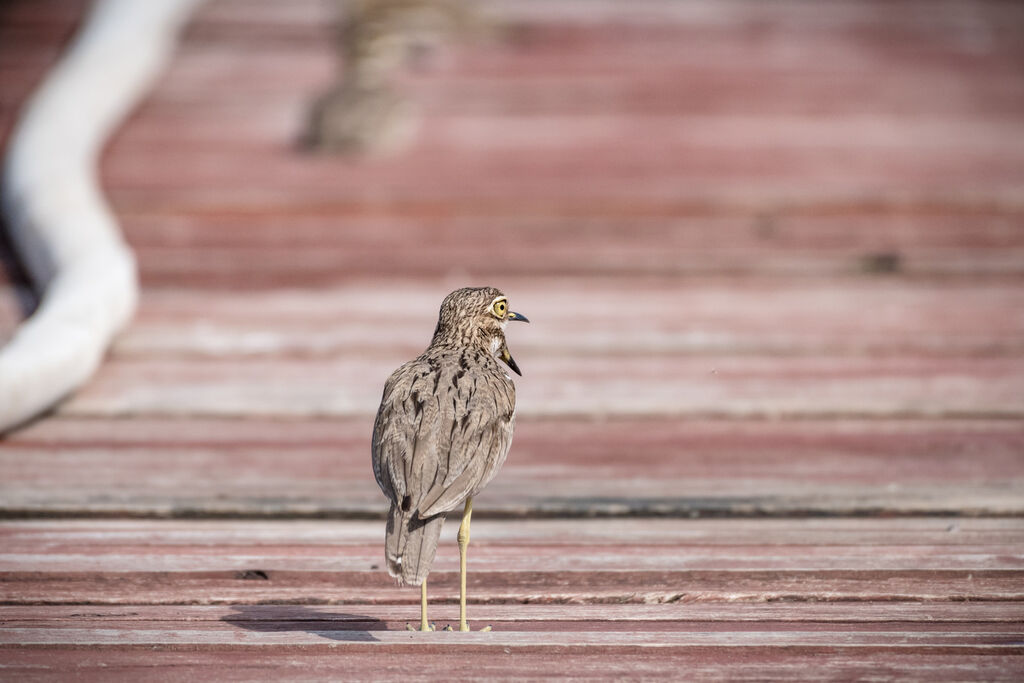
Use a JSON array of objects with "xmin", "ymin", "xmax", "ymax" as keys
[{"xmin": 385, "ymin": 504, "xmax": 446, "ymax": 586}]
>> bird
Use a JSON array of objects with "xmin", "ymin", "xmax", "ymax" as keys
[{"xmin": 371, "ymin": 286, "xmax": 528, "ymax": 631}]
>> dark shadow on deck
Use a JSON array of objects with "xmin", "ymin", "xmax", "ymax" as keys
[{"xmin": 223, "ymin": 604, "xmax": 383, "ymax": 642}]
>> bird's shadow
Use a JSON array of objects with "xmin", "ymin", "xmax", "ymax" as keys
[{"xmin": 222, "ymin": 604, "xmax": 385, "ymax": 642}]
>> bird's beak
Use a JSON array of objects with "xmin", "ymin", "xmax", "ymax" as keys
[
  {"xmin": 502, "ymin": 311, "xmax": 527, "ymax": 375},
  {"xmin": 500, "ymin": 344, "xmax": 522, "ymax": 376}
]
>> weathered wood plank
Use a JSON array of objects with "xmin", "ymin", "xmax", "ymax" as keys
[
  {"xmin": 4, "ymin": 602, "xmax": 1024, "ymax": 625},
  {"xmin": 55, "ymin": 354, "xmax": 1024, "ymax": 419},
  {"xmin": 115, "ymin": 215, "xmax": 1024, "ymax": 284},
  {"xmin": 3, "ymin": 418, "xmax": 1021, "ymax": 517},
  {"xmin": 116, "ymin": 204, "xmax": 1024, "ymax": 287},
  {"xmin": 2, "ymin": 1, "xmax": 1023, "ymax": 679},
  {"xmin": 110, "ymin": 278, "xmax": 1024, "ymax": 356},
  {"xmin": 4, "ymin": 627, "xmax": 1022, "ymax": 650},
  {"xmin": 7, "ymin": 570, "xmax": 1021, "ymax": 606},
  {"xmin": 119, "ymin": 36, "xmax": 1024, "ymax": 118},
  {"xmin": 2, "ymin": 649, "xmax": 1022, "ymax": 683},
  {"xmin": 185, "ymin": 0, "xmax": 1024, "ymax": 31},
  {"xmin": 25, "ymin": 272, "xmax": 1024, "ymax": 362},
  {"xmin": 100, "ymin": 0, "xmax": 1024, "ymax": 258},
  {"xmin": 143, "ymin": 1, "xmax": 1024, "ymax": 117},
  {"xmin": 102, "ymin": 141, "xmax": 1024, "ymax": 216},
  {"xmin": 3, "ymin": 541, "xmax": 1022, "ymax": 574},
  {"xmin": 4, "ymin": 518, "xmax": 1022, "ymax": 546},
  {"xmin": 2, "ymin": 519, "xmax": 1022, "ymax": 605},
  {"xmin": 7, "ymin": 541, "xmax": 1021, "ymax": 573},
  {"xmin": 108, "ymin": 112, "xmax": 1024, "ymax": 169}
]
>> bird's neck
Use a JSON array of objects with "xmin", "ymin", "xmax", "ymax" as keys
[{"xmin": 430, "ymin": 324, "xmax": 504, "ymax": 358}]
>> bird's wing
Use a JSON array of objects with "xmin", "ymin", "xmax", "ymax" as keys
[
  {"xmin": 371, "ymin": 359, "xmax": 454, "ymax": 511},
  {"xmin": 372, "ymin": 356, "xmax": 516, "ymax": 519},
  {"xmin": 417, "ymin": 366, "xmax": 515, "ymax": 518}
]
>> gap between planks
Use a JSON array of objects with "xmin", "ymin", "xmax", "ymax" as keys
[
  {"xmin": 2, "ymin": 627, "xmax": 1022, "ymax": 652},
  {"xmin": 3, "ymin": 602, "xmax": 1023, "ymax": 623}
]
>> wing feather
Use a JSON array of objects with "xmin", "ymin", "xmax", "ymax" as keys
[
  {"xmin": 372, "ymin": 354, "xmax": 515, "ymax": 520},
  {"xmin": 418, "ymin": 366, "xmax": 514, "ymax": 517}
]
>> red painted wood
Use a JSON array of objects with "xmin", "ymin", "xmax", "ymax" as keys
[
  {"xmin": 4, "ymin": 627, "xmax": 1021, "ymax": 650},
  {"xmin": 2, "ymin": 418, "xmax": 1022, "ymax": 516},
  {"xmin": 2, "ymin": 519, "xmax": 1022, "ymax": 605},
  {"xmin": 2, "ymin": 521, "xmax": 1021, "ymax": 573},
  {"xmin": 3, "ymin": 517, "xmax": 1021, "ymax": 545},
  {"xmin": 113, "ymin": 278, "xmax": 1024, "ymax": 356},
  {"xmin": 96, "ymin": 0, "xmax": 1024, "ymax": 287},
  {"xmin": 7, "ymin": 571, "xmax": 1021, "ymax": 608},
  {"xmin": 117, "ymin": 213, "xmax": 1024, "ymax": 262},
  {"xmin": 119, "ymin": 229, "xmax": 1024, "ymax": 284},
  {"xmin": 52, "ymin": 354, "xmax": 1024, "ymax": 421},
  {"xmin": 4, "ymin": 602, "xmax": 1023, "ymax": 626},
  {"xmin": 3, "ymin": 1, "xmax": 1024, "ymax": 679},
  {"xmin": 1, "ymin": 649, "xmax": 1022, "ymax": 683}
]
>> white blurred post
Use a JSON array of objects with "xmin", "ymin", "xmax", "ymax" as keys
[{"xmin": 0, "ymin": 0, "xmax": 204, "ymax": 432}]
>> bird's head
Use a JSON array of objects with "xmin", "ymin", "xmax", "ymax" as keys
[{"xmin": 432, "ymin": 286, "xmax": 529, "ymax": 375}]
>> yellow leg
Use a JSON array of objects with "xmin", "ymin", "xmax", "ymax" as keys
[
  {"xmin": 420, "ymin": 579, "xmax": 432, "ymax": 631},
  {"xmin": 458, "ymin": 496, "xmax": 473, "ymax": 631}
]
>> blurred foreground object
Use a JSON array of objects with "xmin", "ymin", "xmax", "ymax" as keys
[
  {"xmin": 306, "ymin": 0, "xmax": 483, "ymax": 155},
  {"xmin": 0, "ymin": 0, "xmax": 203, "ymax": 432}
]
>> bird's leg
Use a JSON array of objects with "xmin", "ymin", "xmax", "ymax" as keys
[
  {"xmin": 420, "ymin": 579, "xmax": 433, "ymax": 631},
  {"xmin": 458, "ymin": 496, "xmax": 473, "ymax": 631}
]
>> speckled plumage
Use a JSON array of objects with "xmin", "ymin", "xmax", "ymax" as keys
[{"xmin": 371, "ymin": 287, "xmax": 526, "ymax": 587}]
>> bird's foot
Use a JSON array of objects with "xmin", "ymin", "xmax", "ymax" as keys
[
  {"xmin": 406, "ymin": 622, "xmax": 436, "ymax": 632},
  {"xmin": 457, "ymin": 623, "xmax": 492, "ymax": 632}
]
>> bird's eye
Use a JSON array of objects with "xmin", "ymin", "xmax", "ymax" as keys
[{"xmin": 491, "ymin": 298, "xmax": 508, "ymax": 318}]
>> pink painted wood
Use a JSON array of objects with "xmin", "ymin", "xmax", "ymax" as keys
[
  {"xmin": 2, "ymin": 0, "xmax": 1023, "ymax": 679},
  {"xmin": 2, "ymin": 417, "xmax": 1022, "ymax": 516}
]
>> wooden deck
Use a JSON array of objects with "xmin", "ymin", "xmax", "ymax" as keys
[{"xmin": 2, "ymin": 0, "xmax": 1023, "ymax": 679}]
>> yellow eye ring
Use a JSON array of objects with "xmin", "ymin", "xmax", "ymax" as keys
[{"xmin": 490, "ymin": 297, "xmax": 508, "ymax": 318}]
